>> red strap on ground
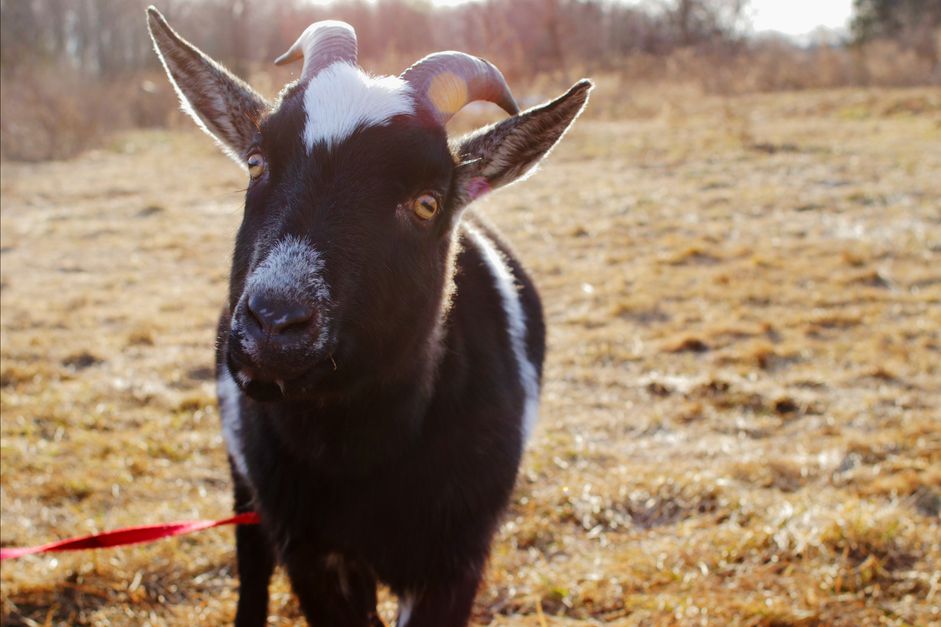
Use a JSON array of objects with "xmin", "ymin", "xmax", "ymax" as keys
[{"xmin": 0, "ymin": 512, "xmax": 259, "ymax": 561}]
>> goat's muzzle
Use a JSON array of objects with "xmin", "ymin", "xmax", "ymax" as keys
[{"xmin": 227, "ymin": 291, "xmax": 329, "ymax": 400}]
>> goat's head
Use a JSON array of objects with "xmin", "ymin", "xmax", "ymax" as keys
[{"xmin": 147, "ymin": 7, "xmax": 591, "ymax": 402}]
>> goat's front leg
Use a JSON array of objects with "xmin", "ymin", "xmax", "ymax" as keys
[
  {"xmin": 283, "ymin": 548, "xmax": 384, "ymax": 627},
  {"xmin": 396, "ymin": 571, "xmax": 482, "ymax": 627},
  {"xmin": 232, "ymin": 470, "xmax": 275, "ymax": 627}
]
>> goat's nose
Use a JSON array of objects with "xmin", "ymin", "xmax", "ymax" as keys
[{"xmin": 246, "ymin": 293, "xmax": 315, "ymax": 336}]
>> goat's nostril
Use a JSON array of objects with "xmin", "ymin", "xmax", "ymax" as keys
[
  {"xmin": 246, "ymin": 293, "xmax": 314, "ymax": 336},
  {"xmin": 245, "ymin": 302, "xmax": 264, "ymax": 331},
  {"xmin": 278, "ymin": 317, "xmax": 311, "ymax": 335}
]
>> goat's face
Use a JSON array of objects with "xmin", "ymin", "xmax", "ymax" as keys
[
  {"xmin": 225, "ymin": 74, "xmax": 458, "ymax": 400},
  {"xmin": 148, "ymin": 9, "xmax": 591, "ymax": 401}
]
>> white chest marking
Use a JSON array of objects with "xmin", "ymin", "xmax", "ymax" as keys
[
  {"xmin": 218, "ymin": 368, "xmax": 249, "ymax": 479},
  {"xmin": 464, "ymin": 223, "xmax": 540, "ymax": 442},
  {"xmin": 397, "ymin": 594, "xmax": 415, "ymax": 626},
  {"xmin": 303, "ymin": 62, "xmax": 414, "ymax": 151}
]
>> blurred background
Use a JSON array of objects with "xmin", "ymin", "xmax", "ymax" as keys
[
  {"xmin": 1, "ymin": 1, "xmax": 939, "ymax": 625},
  {"xmin": 1, "ymin": 0, "xmax": 939, "ymax": 161}
]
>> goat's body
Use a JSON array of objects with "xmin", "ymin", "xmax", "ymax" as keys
[{"xmin": 216, "ymin": 216, "xmax": 544, "ymax": 623}]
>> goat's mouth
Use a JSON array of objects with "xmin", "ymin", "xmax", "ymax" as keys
[
  {"xmin": 226, "ymin": 347, "xmax": 338, "ymax": 402},
  {"xmin": 237, "ymin": 374, "xmax": 286, "ymax": 402}
]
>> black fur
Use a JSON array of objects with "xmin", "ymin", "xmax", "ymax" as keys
[{"xmin": 215, "ymin": 101, "xmax": 546, "ymax": 626}]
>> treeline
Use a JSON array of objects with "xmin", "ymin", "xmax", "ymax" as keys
[
  {"xmin": 0, "ymin": 0, "xmax": 754, "ymax": 80},
  {"xmin": 2, "ymin": 0, "xmax": 940, "ymax": 86},
  {"xmin": 1, "ymin": 0, "xmax": 938, "ymax": 161},
  {"xmin": 852, "ymin": 0, "xmax": 941, "ymax": 57}
]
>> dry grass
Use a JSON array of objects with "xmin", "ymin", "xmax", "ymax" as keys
[{"xmin": 2, "ymin": 83, "xmax": 940, "ymax": 625}]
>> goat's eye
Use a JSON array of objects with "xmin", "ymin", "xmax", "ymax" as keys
[
  {"xmin": 412, "ymin": 194, "xmax": 439, "ymax": 220},
  {"xmin": 247, "ymin": 153, "xmax": 266, "ymax": 180}
]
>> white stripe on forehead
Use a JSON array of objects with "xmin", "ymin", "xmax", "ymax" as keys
[{"xmin": 303, "ymin": 62, "xmax": 414, "ymax": 151}]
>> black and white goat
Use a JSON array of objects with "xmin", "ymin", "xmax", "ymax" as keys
[{"xmin": 147, "ymin": 7, "xmax": 590, "ymax": 626}]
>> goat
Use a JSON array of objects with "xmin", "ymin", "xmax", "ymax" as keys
[{"xmin": 147, "ymin": 7, "xmax": 590, "ymax": 626}]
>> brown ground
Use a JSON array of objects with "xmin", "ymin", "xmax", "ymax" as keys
[{"xmin": 1, "ymin": 84, "xmax": 940, "ymax": 625}]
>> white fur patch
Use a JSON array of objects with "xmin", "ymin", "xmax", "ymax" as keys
[
  {"xmin": 241, "ymin": 236, "xmax": 332, "ymax": 355},
  {"xmin": 324, "ymin": 553, "xmax": 352, "ymax": 599},
  {"xmin": 463, "ymin": 224, "xmax": 540, "ymax": 442},
  {"xmin": 247, "ymin": 236, "xmax": 330, "ymax": 303},
  {"xmin": 218, "ymin": 368, "xmax": 250, "ymax": 479},
  {"xmin": 397, "ymin": 594, "xmax": 415, "ymax": 627},
  {"xmin": 303, "ymin": 62, "xmax": 414, "ymax": 151}
]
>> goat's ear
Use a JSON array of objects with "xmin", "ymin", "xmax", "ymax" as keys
[
  {"xmin": 453, "ymin": 79, "xmax": 592, "ymax": 202},
  {"xmin": 146, "ymin": 6, "xmax": 268, "ymax": 163}
]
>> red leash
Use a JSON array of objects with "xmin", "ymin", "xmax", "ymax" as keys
[{"xmin": 0, "ymin": 512, "xmax": 259, "ymax": 561}]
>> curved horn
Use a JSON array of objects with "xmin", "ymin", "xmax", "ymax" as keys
[
  {"xmin": 274, "ymin": 20, "xmax": 357, "ymax": 82},
  {"xmin": 400, "ymin": 51, "xmax": 519, "ymax": 126}
]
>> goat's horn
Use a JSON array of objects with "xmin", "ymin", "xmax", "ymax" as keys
[
  {"xmin": 274, "ymin": 20, "xmax": 357, "ymax": 82},
  {"xmin": 400, "ymin": 51, "xmax": 519, "ymax": 126}
]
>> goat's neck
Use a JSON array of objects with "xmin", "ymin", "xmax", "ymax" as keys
[{"xmin": 263, "ymin": 347, "xmax": 439, "ymax": 475}]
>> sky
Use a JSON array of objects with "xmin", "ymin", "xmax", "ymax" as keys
[
  {"xmin": 429, "ymin": 0, "xmax": 856, "ymax": 37},
  {"xmin": 749, "ymin": 0, "xmax": 853, "ymax": 35},
  {"xmin": 304, "ymin": 0, "xmax": 856, "ymax": 37}
]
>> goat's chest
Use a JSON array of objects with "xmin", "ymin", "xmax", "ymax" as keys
[{"xmin": 236, "ymin": 404, "xmax": 520, "ymax": 586}]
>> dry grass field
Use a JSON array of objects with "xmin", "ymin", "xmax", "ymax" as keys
[{"xmin": 1, "ymin": 83, "xmax": 940, "ymax": 625}]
